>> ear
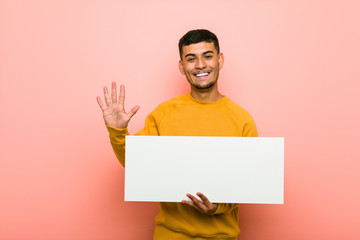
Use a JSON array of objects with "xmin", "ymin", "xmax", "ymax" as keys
[
  {"xmin": 218, "ymin": 53, "xmax": 224, "ymax": 70},
  {"xmin": 179, "ymin": 60, "xmax": 185, "ymax": 75}
]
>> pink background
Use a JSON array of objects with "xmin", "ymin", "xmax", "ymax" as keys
[{"xmin": 1, "ymin": 0, "xmax": 359, "ymax": 239}]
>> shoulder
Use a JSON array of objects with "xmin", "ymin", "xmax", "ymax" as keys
[
  {"xmin": 224, "ymin": 97, "xmax": 258, "ymax": 137},
  {"xmin": 224, "ymin": 97, "xmax": 254, "ymax": 120}
]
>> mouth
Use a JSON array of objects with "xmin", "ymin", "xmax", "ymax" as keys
[{"xmin": 193, "ymin": 71, "xmax": 211, "ymax": 79}]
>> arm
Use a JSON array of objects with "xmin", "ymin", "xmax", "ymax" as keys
[
  {"xmin": 210, "ymin": 116, "xmax": 258, "ymax": 214},
  {"xmin": 182, "ymin": 192, "xmax": 238, "ymax": 215},
  {"xmin": 105, "ymin": 112, "xmax": 159, "ymax": 166},
  {"xmin": 106, "ymin": 126, "xmax": 129, "ymax": 167},
  {"xmin": 212, "ymin": 203, "xmax": 239, "ymax": 214},
  {"xmin": 183, "ymin": 116, "xmax": 258, "ymax": 214},
  {"xmin": 97, "ymin": 82, "xmax": 140, "ymax": 166},
  {"xmin": 208, "ymin": 115, "xmax": 259, "ymax": 214}
]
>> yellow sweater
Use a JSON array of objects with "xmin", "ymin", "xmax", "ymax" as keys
[{"xmin": 107, "ymin": 93, "xmax": 258, "ymax": 239}]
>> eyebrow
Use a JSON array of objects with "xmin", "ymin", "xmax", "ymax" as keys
[{"xmin": 184, "ymin": 50, "xmax": 215, "ymax": 59}]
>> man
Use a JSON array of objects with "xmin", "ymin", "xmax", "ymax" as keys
[{"xmin": 97, "ymin": 29, "xmax": 258, "ymax": 240}]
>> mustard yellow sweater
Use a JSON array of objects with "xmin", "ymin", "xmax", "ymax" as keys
[{"xmin": 107, "ymin": 93, "xmax": 258, "ymax": 239}]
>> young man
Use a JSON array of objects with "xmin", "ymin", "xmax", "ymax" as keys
[{"xmin": 97, "ymin": 29, "xmax": 258, "ymax": 240}]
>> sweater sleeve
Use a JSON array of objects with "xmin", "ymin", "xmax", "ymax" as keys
[
  {"xmin": 106, "ymin": 125, "xmax": 129, "ymax": 167},
  {"xmin": 213, "ymin": 115, "xmax": 258, "ymax": 215},
  {"xmin": 243, "ymin": 115, "xmax": 258, "ymax": 137},
  {"xmin": 212, "ymin": 203, "xmax": 239, "ymax": 215},
  {"xmin": 106, "ymin": 112, "xmax": 159, "ymax": 167}
]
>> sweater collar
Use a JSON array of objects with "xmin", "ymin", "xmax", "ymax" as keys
[{"xmin": 186, "ymin": 93, "xmax": 228, "ymax": 106}]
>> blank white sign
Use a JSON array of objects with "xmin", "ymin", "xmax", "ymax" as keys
[{"xmin": 125, "ymin": 136, "xmax": 284, "ymax": 204}]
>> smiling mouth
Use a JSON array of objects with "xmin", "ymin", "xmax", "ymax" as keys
[{"xmin": 194, "ymin": 72, "xmax": 211, "ymax": 78}]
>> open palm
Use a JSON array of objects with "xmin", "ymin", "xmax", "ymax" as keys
[{"xmin": 97, "ymin": 82, "xmax": 139, "ymax": 129}]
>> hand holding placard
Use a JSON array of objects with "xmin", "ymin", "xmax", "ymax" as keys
[{"xmin": 182, "ymin": 192, "xmax": 218, "ymax": 215}]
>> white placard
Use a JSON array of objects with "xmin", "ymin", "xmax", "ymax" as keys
[{"xmin": 125, "ymin": 136, "xmax": 284, "ymax": 204}]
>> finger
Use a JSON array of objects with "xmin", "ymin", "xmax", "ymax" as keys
[
  {"xmin": 182, "ymin": 199, "xmax": 202, "ymax": 212},
  {"xmin": 119, "ymin": 84, "xmax": 125, "ymax": 107},
  {"xmin": 103, "ymin": 86, "xmax": 111, "ymax": 106},
  {"xmin": 96, "ymin": 96, "xmax": 106, "ymax": 111},
  {"xmin": 196, "ymin": 192, "xmax": 213, "ymax": 208},
  {"xmin": 111, "ymin": 82, "xmax": 117, "ymax": 103},
  {"xmin": 126, "ymin": 105, "xmax": 140, "ymax": 120},
  {"xmin": 186, "ymin": 194, "xmax": 207, "ymax": 212}
]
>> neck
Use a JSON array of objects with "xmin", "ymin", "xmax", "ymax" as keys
[{"xmin": 190, "ymin": 83, "xmax": 223, "ymax": 102}]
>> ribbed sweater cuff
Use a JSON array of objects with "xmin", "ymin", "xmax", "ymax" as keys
[
  {"xmin": 211, "ymin": 203, "xmax": 239, "ymax": 215},
  {"xmin": 106, "ymin": 125, "xmax": 129, "ymax": 142}
]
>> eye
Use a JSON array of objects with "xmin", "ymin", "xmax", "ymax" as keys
[
  {"xmin": 186, "ymin": 57, "xmax": 196, "ymax": 62},
  {"xmin": 204, "ymin": 55, "xmax": 213, "ymax": 59}
]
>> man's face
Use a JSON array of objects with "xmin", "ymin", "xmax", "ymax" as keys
[{"xmin": 179, "ymin": 42, "xmax": 224, "ymax": 90}]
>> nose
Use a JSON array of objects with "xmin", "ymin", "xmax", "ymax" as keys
[{"xmin": 195, "ymin": 58, "xmax": 206, "ymax": 69}]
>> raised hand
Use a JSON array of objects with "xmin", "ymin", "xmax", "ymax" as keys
[
  {"xmin": 96, "ymin": 82, "xmax": 140, "ymax": 129},
  {"xmin": 182, "ymin": 192, "xmax": 218, "ymax": 215}
]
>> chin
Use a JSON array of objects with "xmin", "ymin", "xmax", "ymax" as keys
[{"xmin": 192, "ymin": 81, "xmax": 216, "ymax": 90}]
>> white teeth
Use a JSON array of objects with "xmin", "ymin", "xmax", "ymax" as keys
[{"xmin": 196, "ymin": 73, "xmax": 209, "ymax": 77}]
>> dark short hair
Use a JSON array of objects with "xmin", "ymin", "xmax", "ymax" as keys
[{"xmin": 178, "ymin": 29, "xmax": 220, "ymax": 59}]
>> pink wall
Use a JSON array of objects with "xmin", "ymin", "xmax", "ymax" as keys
[{"xmin": 1, "ymin": 0, "xmax": 359, "ymax": 239}]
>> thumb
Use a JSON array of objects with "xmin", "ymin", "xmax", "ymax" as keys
[{"xmin": 127, "ymin": 105, "xmax": 140, "ymax": 120}]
